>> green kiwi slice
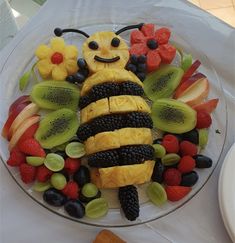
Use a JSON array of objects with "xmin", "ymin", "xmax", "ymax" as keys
[
  {"xmin": 144, "ymin": 65, "xmax": 183, "ymax": 101},
  {"xmin": 30, "ymin": 81, "xmax": 79, "ymax": 111},
  {"xmin": 151, "ymin": 98, "xmax": 196, "ymax": 134},
  {"xmin": 35, "ymin": 108, "xmax": 79, "ymax": 149}
]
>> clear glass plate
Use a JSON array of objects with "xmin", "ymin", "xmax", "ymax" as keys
[{"xmin": 0, "ymin": 14, "xmax": 227, "ymax": 227}]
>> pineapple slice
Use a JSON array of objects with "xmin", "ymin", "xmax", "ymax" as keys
[
  {"xmin": 91, "ymin": 160, "xmax": 155, "ymax": 189},
  {"xmin": 81, "ymin": 68, "xmax": 143, "ymax": 96},
  {"xmin": 82, "ymin": 32, "xmax": 129, "ymax": 73},
  {"xmin": 85, "ymin": 127, "xmax": 153, "ymax": 155},
  {"xmin": 80, "ymin": 95, "xmax": 150, "ymax": 124}
]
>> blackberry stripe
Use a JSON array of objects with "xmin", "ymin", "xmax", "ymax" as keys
[
  {"xmin": 79, "ymin": 81, "xmax": 144, "ymax": 109},
  {"xmin": 77, "ymin": 111, "xmax": 153, "ymax": 142},
  {"xmin": 87, "ymin": 144, "xmax": 154, "ymax": 168}
]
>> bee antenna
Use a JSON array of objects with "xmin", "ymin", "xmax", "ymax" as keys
[
  {"xmin": 115, "ymin": 23, "xmax": 144, "ymax": 35},
  {"xmin": 54, "ymin": 28, "xmax": 90, "ymax": 38}
]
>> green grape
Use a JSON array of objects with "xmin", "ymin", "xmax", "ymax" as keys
[
  {"xmin": 198, "ymin": 129, "xmax": 209, "ymax": 149},
  {"xmin": 33, "ymin": 181, "xmax": 51, "ymax": 192},
  {"xmin": 161, "ymin": 153, "xmax": 180, "ymax": 166},
  {"xmin": 26, "ymin": 156, "xmax": 45, "ymax": 166},
  {"xmin": 147, "ymin": 182, "xmax": 167, "ymax": 206},
  {"xmin": 153, "ymin": 144, "xmax": 166, "ymax": 158},
  {"xmin": 85, "ymin": 198, "xmax": 108, "ymax": 219},
  {"xmin": 50, "ymin": 173, "xmax": 67, "ymax": 190},
  {"xmin": 44, "ymin": 153, "xmax": 64, "ymax": 172},
  {"xmin": 82, "ymin": 183, "xmax": 98, "ymax": 198},
  {"xmin": 65, "ymin": 142, "xmax": 85, "ymax": 159}
]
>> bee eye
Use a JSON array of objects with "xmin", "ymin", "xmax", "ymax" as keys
[
  {"xmin": 88, "ymin": 41, "xmax": 99, "ymax": 50},
  {"xmin": 111, "ymin": 37, "xmax": 120, "ymax": 47}
]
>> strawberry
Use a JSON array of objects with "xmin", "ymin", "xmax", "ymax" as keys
[
  {"xmin": 36, "ymin": 165, "xmax": 53, "ymax": 182},
  {"xmin": 18, "ymin": 138, "xmax": 46, "ymax": 157},
  {"xmin": 162, "ymin": 134, "xmax": 179, "ymax": 153},
  {"xmin": 17, "ymin": 123, "xmax": 39, "ymax": 145},
  {"xmin": 7, "ymin": 147, "xmax": 26, "ymax": 167},
  {"xmin": 64, "ymin": 158, "xmax": 81, "ymax": 174},
  {"xmin": 61, "ymin": 181, "xmax": 79, "ymax": 199},
  {"xmin": 178, "ymin": 156, "xmax": 196, "ymax": 173},
  {"xmin": 165, "ymin": 186, "xmax": 191, "ymax": 202},
  {"xmin": 163, "ymin": 168, "xmax": 181, "ymax": 186},
  {"xmin": 19, "ymin": 163, "xmax": 37, "ymax": 184},
  {"xmin": 196, "ymin": 111, "xmax": 212, "ymax": 129},
  {"xmin": 180, "ymin": 141, "xmax": 198, "ymax": 156}
]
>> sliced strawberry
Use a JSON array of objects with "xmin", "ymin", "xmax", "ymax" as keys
[
  {"xmin": 146, "ymin": 49, "xmax": 161, "ymax": 72},
  {"xmin": 8, "ymin": 95, "xmax": 30, "ymax": 115},
  {"xmin": 158, "ymin": 44, "xmax": 176, "ymax": 64},
  {"xmin": 165, "ymin": 186, "xmax": 191, "ymax": 202},
  {"xmin": 193, "ymin": 99, "xmax": 219, "ymax": 113},
  {"xmin": 17, "ymin": 123, "xmax": 39, "ymax": 145},
  {"xmin": 180, "ymin": 60, "xmax": 201, "ymax": 84},
  {"xmin": 7, "ymin": 147, "xmax": 26, "ymax": 167},
  {"xmin": 129, "ymin": 43, "xmax": 148, "ymax": 56},
  {"xmin": 174, "ymin": 73, "xmax": 206, "ymax": 99},
  {"xmin": 18, "ymin": 138, "xmax": 46, "ymax": 157},
  {"xmin": 141, "ymin": 23, "xmax": 155, "ymax": 37},
  {"xmin": 155, "ymin": 27, "xmax": 171, "ymax": 45},
  {"xmin": 130, "ymin": 30, "xmax": 146, "ymax": 45}
]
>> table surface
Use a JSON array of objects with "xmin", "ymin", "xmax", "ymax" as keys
[{"xmin": 0, "ymin": 0, "xmax": 235, "ymax": 242}]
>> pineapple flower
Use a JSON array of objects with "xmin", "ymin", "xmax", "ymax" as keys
[{"xmin": 35, "ymin": 37, "xmax": 78, "ymax": 81}]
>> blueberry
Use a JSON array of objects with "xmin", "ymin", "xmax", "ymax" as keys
[
  {"xmin": 182, "ymin": 129, "xmax": 199, "ymax": 145},
  {"xmin": 59, "ymin": 169, "xmax": 70, "ymax": 182},
  {"xmin": 153, "ymin": 138, "xmax": 163, "ymax": 144},
  {"xmin": 193, "ymin": 154, "xmax": 212, "ymax": 168},
  {"xmin": 64, "ymin": 200, "xmax": 85, "ymax": 219},
  {"xmin": 111, "ymin": 37, "xmax": 120, "ymax": 47},
  {"xmin": 151, "ymin": 160, "xmax": 165, "ymax": 183},
  {"xmin": 126, "ymin": 63, "xmax": 137, "ymax": 73},
  {"xmin": 181, "ymin": 171, "xmax": 199, "ymax": 187},
  {"xmin": 136, "ymin": 72, "xmax": 146, "ymax": 81},
  {"xmin": 66, "ymin": 75, "xmax": 75, "ymax": 83},
  {"xmin": 138, "ymin": 55, "xmax": 147, "ymax": 63},
  {"xmin": 137, "ymin": 63, "xmax": 147, "ymax": 72},
  {"xmin": 43, "ymin": 188, "xmax": 67, "ymax": 207},
  {"xmin": 77, "ymin": 58, "xmax": 87, "ymax": 69},
  {"xmin": 73, "ymin": 72, "xmax": 86, "ymax": 83},
  {"xmin": 130, "ymin": 54, "xmax": 138, "ymax": 64},
  {"xmin": 73, "ymin": 165, "xmax": 90, "ymax": 187},
  {"xmin": 88, "ymin": 41, "xmax": 99, "ymax": 50},
  {"xmin": 55, "ymin": 151, "xmax": 67, "ymax": 159},
  {"xmin": 54, "ymin": 28, "xmax": 63, "ymax": 37},
  {"xmin": 147, "ymin": 39, "xmax": 158, "ymax": 49},
  {"xmin": 80, "ymin": 68, "xmax": 89, "ymax": 78}
]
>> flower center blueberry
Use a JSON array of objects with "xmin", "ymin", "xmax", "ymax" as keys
[{"xmin": 147, "ymin": 39, "xmax": 158, "ymax": 50}]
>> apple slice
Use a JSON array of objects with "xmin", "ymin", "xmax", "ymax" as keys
[
  {"xmin": 9, "ymin": 116, "xmax": 40, "ymax": 151},
  {"xmin": 2, "ymin": 103, "xmax": 30, "ymax": 139},
  {"xmin": 192, "ymin": 98, "xmax": 219, "ymax": 113},
  {"xmin": 8, "ymin": 103, "xmax": 39, "ymax": 140},
  {"xmin": 174, "ymin": 73, "xmax": 206, "ymax": 99},
  {"xmin": 8, "ymin": 95, "xmax": 30, "ymax": 115},
  {"xmin": 177, "ymin": 78, "xmax": 209, "ymax": 106},
  {"xmin": 180, "ymin": 60, "xmax": 201, "ymax": 84}
]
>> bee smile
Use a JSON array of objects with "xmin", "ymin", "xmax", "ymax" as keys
[{"xmin": 94, "ymin": 55, "xmax": 120, "ymax": 63}]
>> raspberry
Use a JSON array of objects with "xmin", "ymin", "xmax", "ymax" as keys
[
  {"xmin": 178, "ymin": 156, "xmax": 196, "ymax": 173},
  {"xmin": 180, "ymin": 141, "xmax": 197, "ymax": 156},
  {"xmin": 19, "ymin": 163, "xmax": 37, "ymax": 184},
  {"xmin": 36, "ymin": 165, "xmax": 53, "ymax": 182},
  {"xmin": 196, "ymin": 111, "xmax": 212, "ymax": 129},
  {"xmin": 163, "ymin": 168, "xmax": 181, "ymax": 186},
  {"xmin": 7, "ymin": 147, "xmax": 26, "ymax": 167},
  {"xmin": 51, "ymin": 52, "xmax": 63, "ymax": 64},
  {"xmin": 165, "ymin": 185, "xmax": 191, "ymax": 202},
  {"xmin": 162, "ymin": 134, "xmax": 179, "ymax": 153},
  {"xmin": 62, "ymin": 181, "xmax": 79, "ymax": 199},
  {"xmin": 64, "ymin": 158, "xmax": 81, "ymax": 174},
  {"xmin": 18, "ymin": 138, "xmax": 46, "ymax": 157}
]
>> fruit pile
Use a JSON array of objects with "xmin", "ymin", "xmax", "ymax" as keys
[{"xmin": 1, "ymin": 23, "xmax": 219, "ymax": 222}]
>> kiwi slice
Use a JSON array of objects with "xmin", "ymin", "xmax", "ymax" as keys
[
  {"xmin": 30, "ymin": 81, "xmax": 79, "ymax": 111},
  {"xmin": 35, "ymin": 108, "xmax": 79, "ymax": 149},
  {"xmin": 144, "ymin": 65, "xmax": 183, "ymax": 101},
  {"xmin": 151, "ymin": 98, "xmax": 196, "ymax": 134}
]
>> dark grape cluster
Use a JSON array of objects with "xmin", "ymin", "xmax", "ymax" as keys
[
  {"xmin": 66, "ymin": 58, "xmax": 89, "ymax": 84},
  {"xmin": 126, "ymin": 54, "xmax": 147, "ymax": 81}
]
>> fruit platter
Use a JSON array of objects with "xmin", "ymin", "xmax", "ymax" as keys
[{"xmin": 0, "ymin": 21, "xmax": 226, "ymax": 227}]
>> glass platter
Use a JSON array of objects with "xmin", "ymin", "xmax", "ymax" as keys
[{"xmin": 0, "ymin": 14, "xmax": 227, "ymax": 227}]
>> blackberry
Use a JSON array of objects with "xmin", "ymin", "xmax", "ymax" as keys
[
  {"xmin": 76, "ymin": 112, "xmax": 153, "ymax": 142},
  {"xmin": 87, "ymin": 150, "xmax": 119, "ymax": 168},
  {"xmin": 88, "ymin": 145, "xmax": 154, "ymax": 167},
  {"xmin": 119, "ymin": 145, "xmax": 154, "ymax": 165},
  {"xmin": 119, "ymin": 185, "xmax": 139, "ymax": 221},
  {"xmin": 79, "ymin": 82, "xmax": 144, "ymax": 109}
]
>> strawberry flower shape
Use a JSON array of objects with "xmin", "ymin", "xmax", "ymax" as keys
[
  {"xmin": 130, "ymin": 24, "xmax": 176, "ymax": 72},
  {"xmin": 35, "ymin": 37, "xmax": 78, "ymax": 81}
]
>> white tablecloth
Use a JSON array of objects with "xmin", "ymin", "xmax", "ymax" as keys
[{"xmin": 0, "ymin": 0, "xmax": 235, "ymax": 242}]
